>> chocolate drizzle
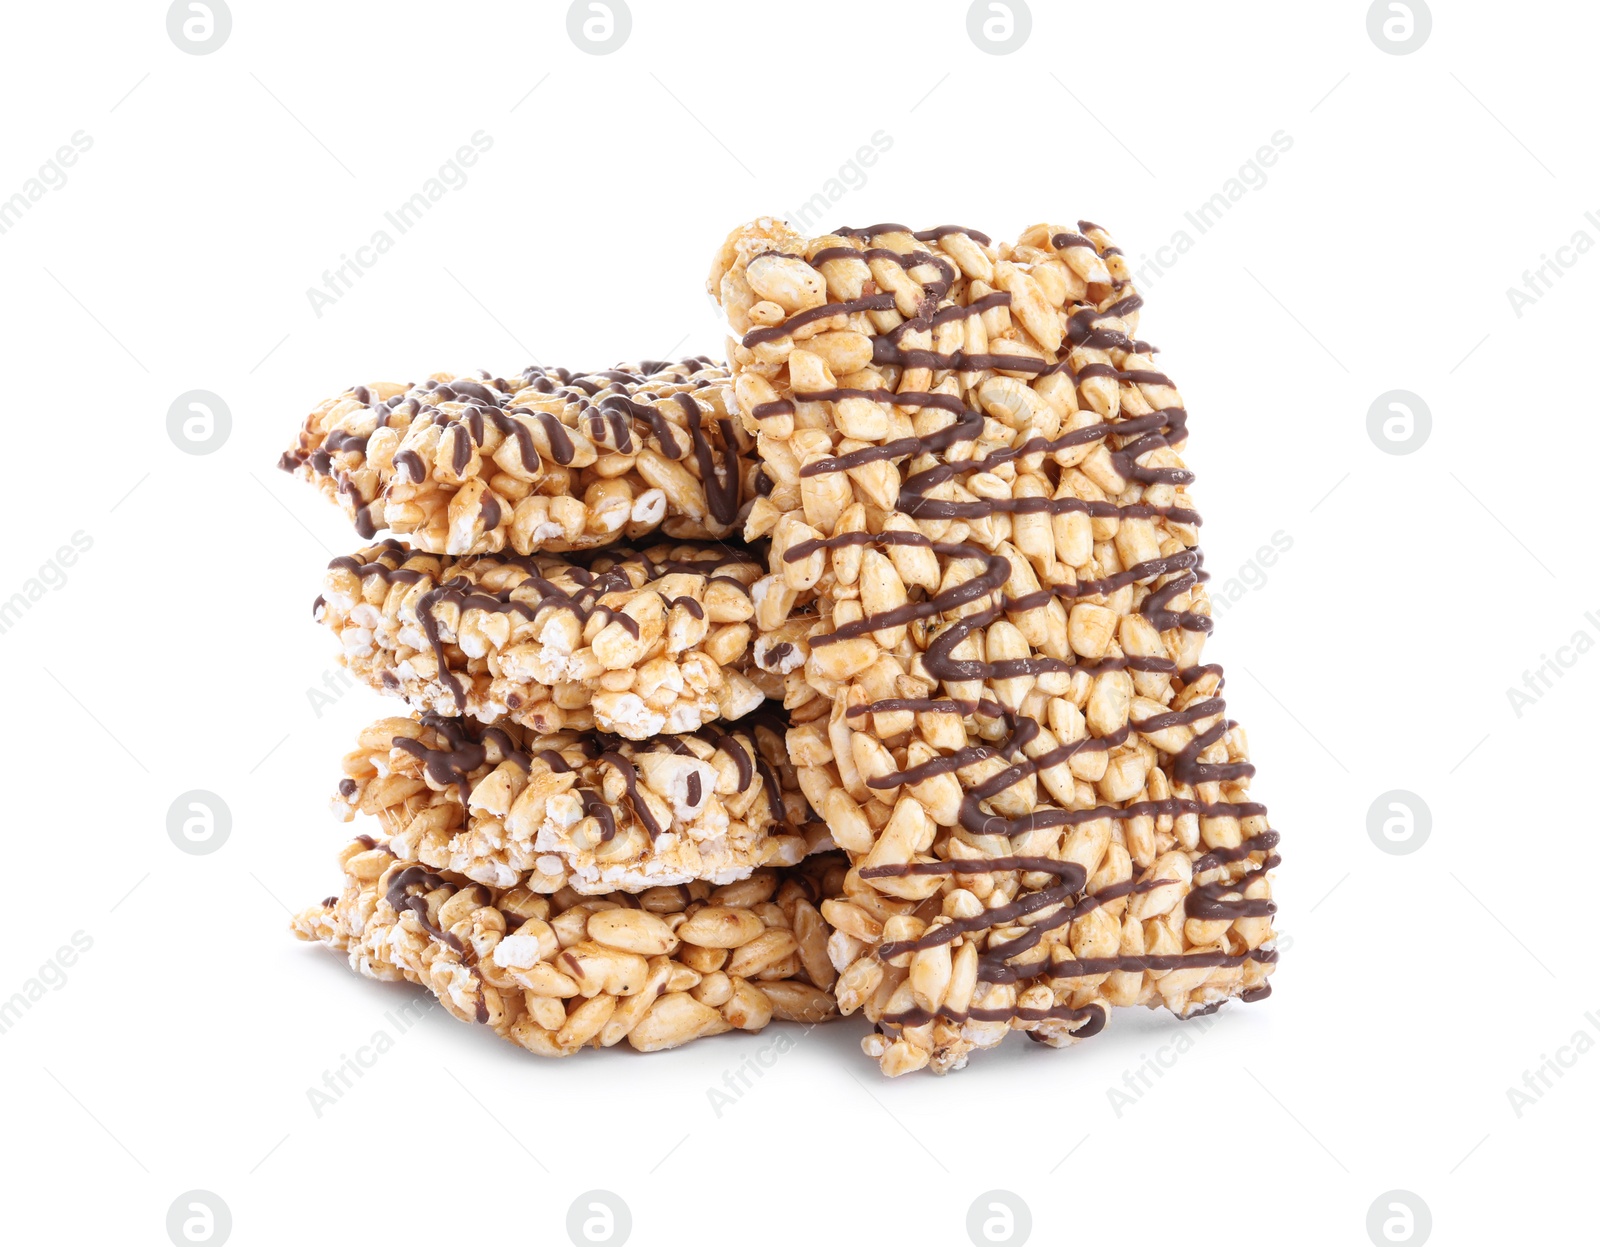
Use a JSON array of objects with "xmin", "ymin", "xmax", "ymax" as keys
[
  {"xmin": 393, "ymin": 713, "xmax": 530, "ymax": 802},
  {"xmin": 746, "ymin": 220, "xmax": 1193, "ymax": 542},
  {"xmin": 743, "ymin": 223, "xmax": 1276, "ymax": 1031},
  {"xmin": 325, "ymin": 540, "xmax": 761, "ymax": 711},
  {"xmin": 371, "ymin": 713, "xmax": 789, "ymax": 847},
  {"xmin": 384, "ymin": 864, "xmax": 473, "ymax": 955},
  {"xmin": 791, "ymin": 531, "xmax": 1211, "ymax": 673},
  {"xmin": 282, "ymin": 358, "xmax": 745, "ymax": 541},
  {"xmin": 598, "ymin": 750, "xmax": 661, "ymax": 841}
]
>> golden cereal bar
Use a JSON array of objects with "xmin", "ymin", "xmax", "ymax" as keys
[
  {"xmin": 711, "ymin": 219, "xmax": 1279, "ymax": 1074},
  {"xmin": 317, "ymin": 539, "xmax": 774, "ymax": 739},
  {"xmin": 798, "ymin": 662, "xmax": 1277, "ymax": 1076},
  {"xmin": 334, "ymin": 711, "xmax": 832, "ymax": 896},
  {"xmin": 708, "ymin": 219, "xmax": 1195, "ymax": 601},
  {"xmin": 279, "ymin": 358, "xmax": 756, "ymax": 555},
  {"xmin": 293, "ymin": 838, "xmax": 844, "ymax": 1055}
]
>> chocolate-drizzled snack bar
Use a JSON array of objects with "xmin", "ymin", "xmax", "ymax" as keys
[
  {"xmin": 294, "ymin": 837, "xmax": 843, "ymax": 1054},
  {"xmin": 279, "ymin": 358, "xmax": 754, "ymax": 556},
  {"xmin": 709, "ymin": 219, "xmax": 1279, "ymax": 1075},
  {"xmin": 284, "ymin": 214, "xmax": 1280, "ymax": 1075},
  {"xmin": 318, "ymin": 539, "xmax": 771, "ymax": 739},
  {"xmin": 334, "ymin": 712, "xmax": 829, "ymax": 895}
]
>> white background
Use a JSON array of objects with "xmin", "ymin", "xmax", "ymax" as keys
[{"xmin": 1, "ymin": 2, "xmax": 1592, "ymax": 1243}]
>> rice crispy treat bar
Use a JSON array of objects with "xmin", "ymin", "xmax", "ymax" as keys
[
  {"xmin": 710, "ymin": 219, "xmax": 1279, "ymax": 1075},
  {"xmin": 334, "ymin": 711, "xmax": 831, "ymax": 895},
  {"xmin": 293, "ymin": 837, "xmax": 844, "ymax": 1054},
  {"xmin": 317, "ymin": 538, "xmax": 772, "ymax": 739},
  {"xmin": 794, "ymin": 663, "xmax": 1278, "ymax": 1077},
  {"xmin": 278, "ymin": 357, "xmax": 755, "ymax": 556}
]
